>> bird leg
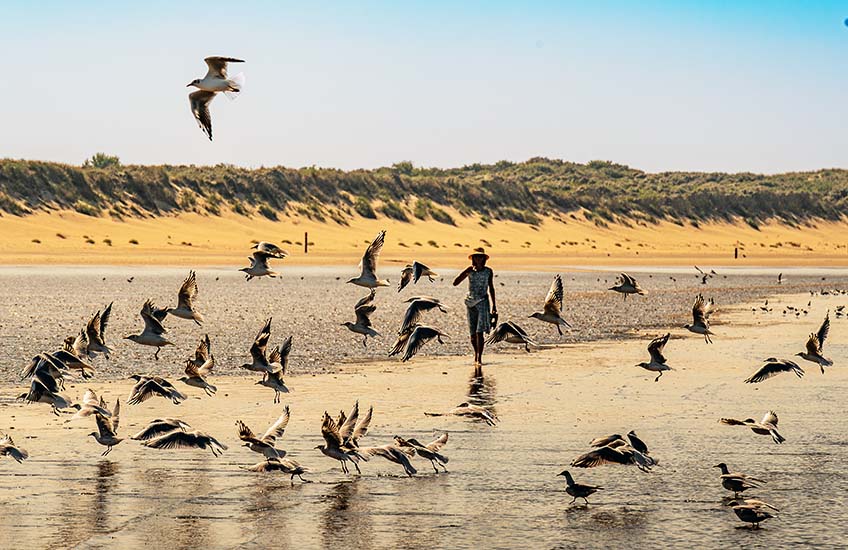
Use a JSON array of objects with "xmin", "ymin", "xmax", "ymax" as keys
[
  {"xmin": 557, "ymin": 325, "xmax": 563, "ymax": 337},
  {"xmin": 352, "ymin": 461, "xmax": 362, "ymax": 474},
  {"xmin": 654, "ymin": 372, "xmax": 662, "ymax": 382},
  {"xmin": 583, "ymin": 497, "xmax": 590, "ymax": 504},
  {"xmin": 362, "ymin": 335, "xmax": 368, "ymax": 348},
  {"xmin": 154, "ymin": 347, "xmax": 160, "ymax": 360},
  {"xmin": 341, "ymin": 461, "xmax": 348, "ymax": 474},
  {"xmin": 569, "ymin": 496, "xmax": 577, "ymax": 504},
  {"xmin": 432, "ymin": 461, "xmax": 439, "ymax": 473}
]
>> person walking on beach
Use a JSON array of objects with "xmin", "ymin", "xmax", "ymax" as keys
[{"xmin": 453, "ymin": 247, "xmax": 497, "ymax": 366}]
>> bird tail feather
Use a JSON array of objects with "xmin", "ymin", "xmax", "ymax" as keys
[{"xmin": 224, "ymin": 73, "xmax": 245, "ymax": 100}]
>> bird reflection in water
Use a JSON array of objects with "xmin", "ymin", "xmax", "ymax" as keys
[
  {"xmin": 321, "ymin": 481, "xmax": 374, "ymax": 549},
  {"xmin": 467, "ymin": 365, "xmax": 497, "ymax": 413},
  {"xmin": 93, "ymin": 460, "xmax": 118, "ymax": 532}
]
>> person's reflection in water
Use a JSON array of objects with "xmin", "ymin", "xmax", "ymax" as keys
[
  {"xmin": 467, "ymin": 365, "xmax": 497, "ymax": 414},
  {"xmin": 240, "ymin": 479, "xmax": 298, "ymax": 548},
  {"xmin": 321, "ymin": 481, "xmax": 374, "ymax": 550}
]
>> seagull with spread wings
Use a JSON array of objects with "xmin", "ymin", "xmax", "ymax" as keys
[
  {"xmin": 342, "ymin": 290, "xmax": 380, "ymax": 347},
  {"xmin": 795, "ymin": 312, "xmax": 833, "ymax": 373},
  {"xmin": 240, "ymin": 318, "xmax": 275, "ymax": 373},
  {"xmin": 257, "ymin": 341, "xmax": 291, "ymax": 403},
  {"xmin": 127, "ymin": 374, "xmax": 187, "ymax": 405},
  {"xmin": 744, "ymin": 358, "xmax": 804, "ymax": 383},
  {"xmin": 401, "ymin": 325, "xmax": 447, "ymax": 362},
  {"xmin": 0, "ymin": 432, "xmax": 29, "ymax": 463},
  {"xmin": 130, "ymin": 418, "xmax": 192, "ymax": 441},
  {"xmin": 347, "ymin": 230, "xmax": 390, "ymax": 288},
  {"xmin": 394, "ymin": 433, "xmax": 449, "ymax": 473},
  {"xmin": 187, "ymin": 56, "xmax": 245, "ymax": 140},
  {"xmin": 719, "ymin": 411, "xmax": 785, "ymax": 444},
  {"xmin": 88, "ymin": 398, "xmax": 122, "ymax": 456},
  {"xmin": 529, "ymin": 274, "xmax": 571, "ymax": 336},
  {"xmin": 315, "ymin": 403, "xmax": 371, "ymax": 474},
  {"xmin": 143, "ymin": 429, "xmax": 228, "ymax": 456},
  {"xmin": 398, "ymin": 296, "xmax": 448, "ymax": 333},
  {"xmin": 163, "ymin": 271, "xmax": 203, "ymax": 325},
  {"xmin": 636, "ymin": 333, "xmax": 673, "ymax": 382},
  {"xmin": 487, "ymin": 321, "xmax": 538, "ymax": 352},
  {"xmin": 398, "ymin": 261, "xmax": 439, "ymax": 292},
  {"xmin": 240, "ymin": 247, "xmax": 285, "ymax": 281},
  {"xmin": 179, "ymin": 358, "xmax": 217, "ymax": 396},
  {"xmin": 124, "ymin": 299, "xmax": 174, "ymax": 360},
  {"xmin": 609, "ymin": 272, "xmax": 646, "ymax": 300},
  {"xmin": 684, "ymin": 294, "xmax": 715, "ymax": 343},
  {"xmin": 236, "ymin": 406, "xmax": 290, "ymax": 460},
  {"xmin": 83, "ymin": 302, "xmax": 113, "ymax": 359}
]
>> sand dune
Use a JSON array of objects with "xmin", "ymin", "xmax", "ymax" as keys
[{"xmin": 1, "ymin": 209, "xmax": 847, "ymax": 267}]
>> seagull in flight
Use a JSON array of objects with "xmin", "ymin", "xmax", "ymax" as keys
[
  {"xmin": 796, "ymin": 312, "xmax": 833, "ymax": 373},
  {"xmin": 347, "ymin": 230, "xmax": 390, "ymax": 288},
  {"xmin": 636, "ymin": 333, "xmax": 672, "ymax": 381},
  {"xmin": 187, "ymin": 56, "xmax": 245, "ymax": 140},
  {"xmin": 530, "ymin": 274, "xmax": 571, "ymax": 336}
]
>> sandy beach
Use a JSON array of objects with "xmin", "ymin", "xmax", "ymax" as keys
[
  {"xmin": 2, "ymin": 286, "xmax": 847, "ymax": 549},
  {"xmin": 2, "ymin": 210, "xmax": 848, "ymax": 267}
]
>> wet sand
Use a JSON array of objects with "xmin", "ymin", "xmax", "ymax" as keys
[{"xmin": 1, "ymin": 292, "xmax": 847, "ymax": 549}]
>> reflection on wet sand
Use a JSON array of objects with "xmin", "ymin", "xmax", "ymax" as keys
[
  {"xmin": 93, "ymin": 460, "xmax": 118, "ymax": 532},
  {"xmin": 321, "ymin": 481, "xmax": 374, "ymax": 550},
  {"xmin": 468, "ymin": 366, "xmax": 497, "ymax": 413}
]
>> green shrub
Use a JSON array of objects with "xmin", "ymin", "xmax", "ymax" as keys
[{"xmin": 353, "ymin": 197, "xmax": 377, "ymax": 219}]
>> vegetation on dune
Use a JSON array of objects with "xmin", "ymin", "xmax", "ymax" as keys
[{"xmin": 0, "ymin": 157, "xmax": 846, "ymax": 226}]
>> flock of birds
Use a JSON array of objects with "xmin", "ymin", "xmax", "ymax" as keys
[{"xmin": 3, "ymin": 229, "xmax": 844, "ymax": 531}]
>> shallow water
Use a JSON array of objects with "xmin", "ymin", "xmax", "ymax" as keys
[{"xmin": 2, "ymin": 290, "xmax": 848, "ymax": 548}]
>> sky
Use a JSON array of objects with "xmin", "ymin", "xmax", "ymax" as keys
[{"xmin": 0, "ymin": 1, "xmax": 846, "ymax": 173}]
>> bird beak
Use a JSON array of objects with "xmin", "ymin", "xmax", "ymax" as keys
[{"xmin": 186, "ymin": 82, "xmax": 193, "ymax": 87}]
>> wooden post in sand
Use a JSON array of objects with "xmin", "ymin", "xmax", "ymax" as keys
[
  {"xmin": 734, "ymin": 247, "xmax": 738, "ymax": 259},
  {"xmin": 304, "ymin": 232, "xmax": 308, "ymax": 254}
]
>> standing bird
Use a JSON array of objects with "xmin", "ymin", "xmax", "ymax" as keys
[
  {"xmin": 557, "ymin": 470, "xmax": 602, "ymax": 504},
  {"xmin": 256, "ymin": 359, "xmax": 290, "ymax": 403},
  {"xmin": 398, "ymin": 261, "xmax": 439, "ymax": 292},
  {"xmin": 486, "ymin": 321, "xmax": 538, "ymax": 352},
  {"xmin": 401, "ymin": 325, "xmax": 448, "ymax": 362},
  {"xmin": 315, "ymin": 412, "xmax": 368, "ymax": 474},
  {"xmin": 731, "ymin": 500, "xmax": 778, "ymax": 529},
  {"xmin": 236, "ymin": 406, "xmax": 290, "ymax": 460},
  {"xmin": 240, "ymin": 318, "xmax": 275, "ymax": 373},
  {"xmin": 529, "ymin": 274, "xmax": 572, "ymax": 336},
  {"xmin": 347, "ymin": 230, "xmax": 390, "ymax": 288},
  {"xmin": 609, "ymin": 273, "xmax": 646, "ymax": 300},
  {"xmin": 720, "ymin": 411, "xmax": 785, "ymax": 444},
  {"xmin": 187, "ymin": 56, "xmax": 245, "ymax": 140},
  {"xmin": 124, "ymin": 300, "xmax": 174, "ymax": 359},
  {"xmin": 240, "ymin": 248, "xmax": 285, "ymax": 281},
  {"xmin": 0, "ymin": 432, "xmax": 29, "ymax": 463},
  {"xmin": 88, "ymin": 399, "xmax": 122, "ymax": 456},
  {"xmin": 164, "ymin": 271, "xmax": 203, "ymax": 325},
  {"xmin": 636, "ymin": 333, "xmax": 673, "ymax": 382},
  {"xmin": 714, "ymin": 463, "xmax": 766, "ymax": 497},
  {"xmin": 744, "ymin": 358, "xmax": 804, "ymax": 383},
  {"xmin": 796, "ymin": 312, "xmax": 833, "ymax": 373},
  {"xmin": 684, "ymin": 294, "xmax": 715, "ymax": 343},
  {"xmin": 342, "ymin": 290, "xmax": 380, "ymax": 347},
  {"xmin": 394, "ymin": 433, "xmax": 449, "ymax": 473}
]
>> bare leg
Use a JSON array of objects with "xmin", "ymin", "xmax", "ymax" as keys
[
  {"xmin": 470, "ymin": 335, "xmax": 479, "ymax": 364},
  {"xmin": 475, "ymin": 333, "xmax": 485, "ymax": 364}
]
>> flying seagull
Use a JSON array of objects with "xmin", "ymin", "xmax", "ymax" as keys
[
  {"xmin": 795, "ymin": 312, "xmax": 833, "ymax": 373},
  {"xmin": 187, "ymin": 56, "xmax": 245, "ymax": 140},
  {"xmin": 240, "ymin": 248, "xmax": 286, "ymax": 281},
  {"xmin": 636, "ymin": 333, "xmax": 672, "ymax": 382},
  {"xmin": 0, "ymin": 432, "xmax": 29, "ymax": 463},
  {"xmin": 720, "ymin": 411, "xmax": 785, "ymax": 444},
  {"xmin": 684, "ymin": 294, "xmax": 715, "ymax": 343},
  {"xmin": 609, "ymin": 273, "xmax": 645, "ymax": 300},
  {"xmin": 529, "ymin": 274, "xmax": 572, "ymax": 336},
  {"xmin": 744, "ymin": 358, "xmax": 804, "ymax": 383},
  {"xmin": 347, "ymin": 230, "xmax": 390, "ymax": 288},
  {"xmin": 401, "ymin": 325, "xmax": 447, "ymax": 362},
  {"xmin": 486, "ymin": 321, "xmax": 538, "ymax": 352},
  {"xmin": 398, "ymin": 261, "xmax": 439, "ymax": 292},
  {"xmin": 124, "ymin": 299, "xmax": 174, "ymax": 359},
  {"xmin": 342, "ymin": 290, "xmax": 380, "ymax": 347},
  {"xmin": 714, "ymin": 463, "xmax": 766, "ymax": 497},
  {"xmin": 236, "ymin": 405, "xmax": 290, "ymax": 460},
  {"xmin": 164, "ymin": 271, "xmax": 203, "ymax": 325},
  {"xmin": 88, "ymin": 398, "xmax": 122, "ymax": 456}
]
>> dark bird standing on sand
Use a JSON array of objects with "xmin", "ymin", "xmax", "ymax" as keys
[
  {"xmin": 557, "ymin": 470, "xmax": 602, "ymax": 504},
  {"xmin": 714, "ymin": 462, "xmax": 766, "ymax": 497}
]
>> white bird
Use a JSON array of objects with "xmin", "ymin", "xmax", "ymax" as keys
[
  {"xmin": 486, "ymin": 321, "xmax": 538, "ymax": 352},
  {"xmin": 529, "ymin": 274, "xmax": 571, "ymax": 336},
  {"xmin": 251, "ymin": 241, "xmax": 289, "ymax": 258},
  {"xmin": 636, "ymin": 333, "xmax": 672, "ymax": 382},
  {"xmin": 609, "ymin": 273, "xmax": 646, "ymax": 300},
  {"xmin": 164, "ymin": 271, "xmax": 203, "ymax": 325},
  {"xmin": 342, "ymin": 290, "xmax": 380, "ymax": 347},
  {"xmin": 796, "ymin": 312, "xmax": 833, "ymax": 373},
  {"xmin": 70, "ymin": 389, "xmax": 113, "ymax": 420},
  {"xmin": 240, "ymin": 249, "xmax": 284, "ymax": 281},
  {"xmin": 684, "ymin": 294, "xmax": 715, "ymax": 343},
  {"xmin": 744, "ymin": 358, "xmax": 804, "ymax": 383},
  {"xmin": 398, "ymin": 261, "xmax": 439, "ymax": 292},
  {"xmin": 347, "ymin": 230, "xmax": 390, "ymax": 288},
  {"xmin": 187, "ymin": 56, "xmax": 245, "ymax": 140},
  {"xmin": 124, "ymin": 300, "xmax": 174, "ymax": 359}
]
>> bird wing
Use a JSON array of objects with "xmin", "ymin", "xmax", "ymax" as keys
[
  {"xmin": 140, "ymin": 300, "xmax": 167, "ymax": 335},
  {"xmin": 626, "ymin": 432, "xmax": 648, "ymax": 454},
  {"xmin": 589, "ymin": 434, "xmax": 624, "ymax": 448},
  {"xmin": 99, "ymin": 303, "xmax": 113, "ymax": 339},
  {"xmin": 817, "ymin": 313, "xmax": 830, "ymax": 349},
  {"xmin": 236, "ymin": 419, "xmax": 258, "ymax": 442},
  {"xmin": 189, "ymin": 90, "xmax": 216, "ymax": 141},
  {"xmin": 250, "ymin": 250, "xmax": 273, "ymax": 269},
  {"xmin": 203, "ymin": 56, "xmax": 244, "ymax": 79},
  {"xmin": 321, "ymin": 413, "xmax": 343, "ymax": 449},
  {"xmin": 571, "ymin": 445, "xmax": 628, "ymax": 467},
  {"xmin": 177, "ymin": 271, "xmax": 198, "ymax": 310},
  {"xmin": 719, "ymin": 418, "xmax": 748, "ymax": 426},
  {"xmin": 426, "ymin": 432, "xmax": 448, "ymax": 452},
  {"xmin": 128, "ymin": 379, "xmax": 170, "ymax": 405},
  {"xmin": 744, "ymin": 360, "xmax": 804, "ymax": 383},
  {"xmin": 250, "ymin": 318, "xmax": 272, "ymax": 363},
  {"xmin": 194, "ymin": 334, "xmax": 211, "ymax": 363},
  {"xmin": 762, "ymin": 411, "xmax": 778, "ymax": 426},
  {"xmin": 131, "ymin": 420, "xmax": 187, "ymax": 441},
  {"xmin": 543, "ymin": 275, "xmax": 564, "ymax": 314},
  {"xmin": 805, "ymin": 333, "xmax": 821, "ymax": 356},
  {"xmin": 111, "ymin": 399, "xmax": 121, "ymax": 434},
  {"xmin": 86, "ymin": 311, "xmax": 103, "ymax": 344},
  {"xmin": 398, "ymin": 267, "xmax": 413, "ymax": 292},
  {"xmin": 388, "ymin": 328, "xmax": 414, "ymax": 356},
  {"xmin": 277, "ymin": 335, "xmax": 293, "ymax": 369},
  {"xmin": 692, "ymin": 294, "xmax": 709, "ymax": 326},
  {"xmin": 359, "ymin": 230, "xmax": 385, "ymax": 276},
  {"xmin": 485, "ymin": 323, "xmax": 511, "ymax": 345},
  {"xmin": 355, "ymin": 289, "xmax": 376, "ymax": 310},
  {"xmin": 351, "ymin": 405, "xmax": 373, "ymax": 445},
  {"xmin": 145, "ymin": 430, "xmax": 208, "ymax": 450},
  {"xmin": 402, "ymin": 326, "xmax": 443, "ymax": 362},
  {"xmin": 338, "ymin": 402, "xmax": 359, "ymax": 442},
  {"xmin": 647, "ymin": 333, "xmax": 670, "ymax": 363},
  {"xmin": 412, "ymin": 261, "xmax": 436, "ymax": 283},
  {"xmin": 82, "ymin": 388, "xmax": 99, "ymax": 407},
  {"xmin": 400, "ymin": 301, "xmax": 427, "ymax": 332},
  {"xmin": 355, "ymin": 304, "xmax": 376, "ymax": 328},
  {"xmin": 262, "ymin": 406, "xmax": 290, "ymax": 444},
  {"xmin": 184, "ymin": 361, "xmax": 201, "ymax": 377}
]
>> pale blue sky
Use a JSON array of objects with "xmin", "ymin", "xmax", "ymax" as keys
[{"xmin": 0, "ymin": 1, "xmax": 845, "ymax": 173}]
